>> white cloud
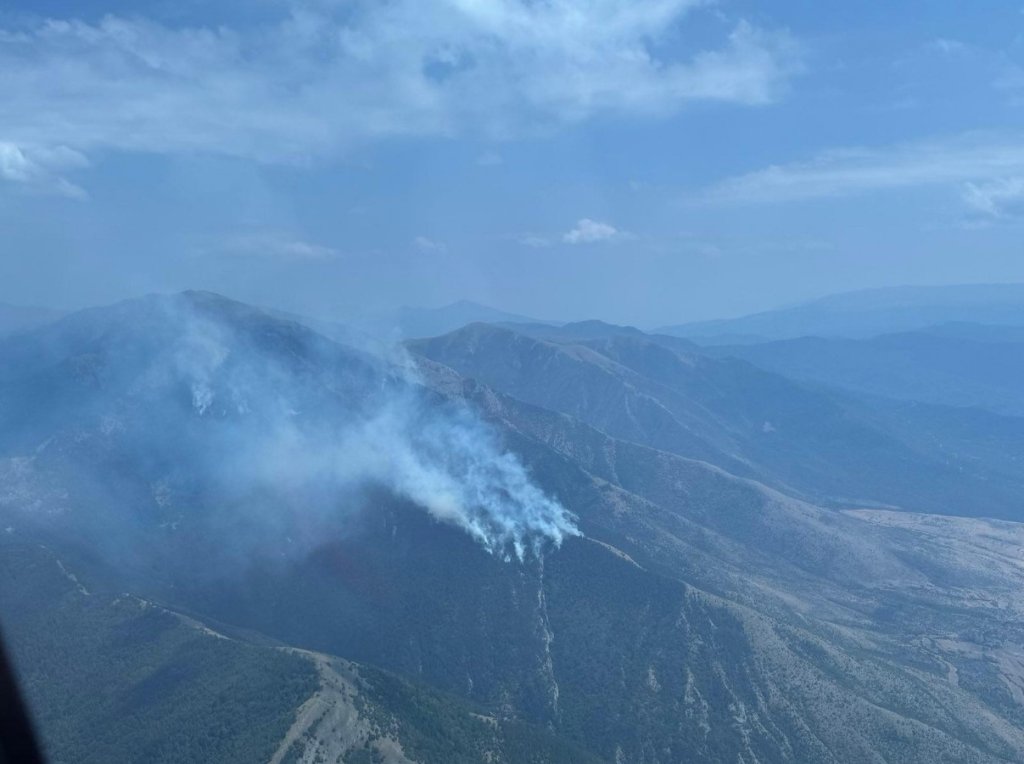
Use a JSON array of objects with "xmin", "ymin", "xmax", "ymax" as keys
[
  {"xmin": 213, "ymin": 232, "xmax": 341, "ymax": 260},
  {"xmin": 702, "ymin": 132, "xmax": 1024, "ymax": 206},
  {"xmin": 563, "ymin": 218, "xmax": 620, "ymax": 244},
  {"xmin": 0, "ymin": 3, "xmax": 800, "ymax": 175},
  {"xmin": 518, "ymin": 234, "xmax": 552, "ymax": 248},
  {"xmin": 928, "ymin": 37, "xmax": 966, "ymax": 56},
  {"xmin": 962, "ymin": 176, "xmax": 1024, "ymax": 219},
  {"xmin": 413, "ymin": 236, "xmax": 447, "ymax": 253},
  {"xmin": 0, "ymin": 142, "xmax": 88, "ymax": 198}
]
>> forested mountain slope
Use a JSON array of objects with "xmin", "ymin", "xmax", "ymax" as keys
[{"xmin": 2, "ymin": 294, "xmax": 1024, "ymax": 762}]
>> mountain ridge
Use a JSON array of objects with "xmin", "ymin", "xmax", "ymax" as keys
[
  {"xmin": 4, "ymin": 292, "xmax": 1024, "ymax": 762},
  {"xmin": 658, "ymin": 283, "xmax": 1024, "ymax": 343}
]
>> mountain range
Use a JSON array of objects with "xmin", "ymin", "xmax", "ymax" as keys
[
  {"xmin": 703, "ymin": 324, "xmax": 1024, "ymax": 417},
  {"xmin": 659, "ymin": 283, "xmax": 1024, "ymax": 344},
  {"xmin": 350, "ymin": 300, "xmax": 549, "ymax": 340},
  {"xmin": 3, "ymin": 291, "xmax": 1024, "ymax": 762}
]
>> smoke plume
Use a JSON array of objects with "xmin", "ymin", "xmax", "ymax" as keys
[{"xmin": 79, "ymin": 293, "xmax": 581, "ymax": 561}]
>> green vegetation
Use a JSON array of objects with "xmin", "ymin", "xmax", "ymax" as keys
[{"xmin": 0, "ymin": 543, "xmax": 317, "ymax": 764}]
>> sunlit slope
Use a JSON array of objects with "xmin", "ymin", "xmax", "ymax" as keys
[{"xmin": 412, "ymin": 322, "xmax": 1024, "ymax": 518}]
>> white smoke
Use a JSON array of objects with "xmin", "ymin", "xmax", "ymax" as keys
[
  {"xmin": 162, "ymin": 296, "xmax": 579, "ymax": 560},
  {"xmin": 333, "ymin": 401, "xmax": 578, "ymax": 560}
]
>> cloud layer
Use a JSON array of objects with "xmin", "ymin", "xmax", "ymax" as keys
[
  {"xmin": 0, "ymin": 2, "xmax": 799, "ymax": 193},
  {"xmin": 962, "ymin": 176, "xmax": 1024, "ymax": 220},
  {"xmin": 702, "ymin": 132, "xmax": 1024, "ymax": 211},
  {"xmin": 210, "ymin": 232, "xmax": 342, "ymax": 260},
  {"xmin": 0, "ymin": 142, "xmax": 88, "ymax": 198}
]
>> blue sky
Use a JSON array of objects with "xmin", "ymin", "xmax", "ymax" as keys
[{"xmin": 2, "ymin": 1, "xmax": 1023, "ymax": 325}]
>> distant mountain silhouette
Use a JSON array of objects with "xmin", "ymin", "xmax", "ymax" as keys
[
  {"xmin": 659, "ymin": 283, "xmax": 1024, "ymax": 343},
  {"xmin": 0, "ymin": 301, "xmax": 62, "ymax": 337},
  {"xmin": 357, "ymin": 299, "xmax": 552, "ymax": 339},
  {"xmin": 706, "ymin": 323, "xmax": 1024, "ymax": 416}
]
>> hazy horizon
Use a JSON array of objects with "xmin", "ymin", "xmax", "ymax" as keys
[
  {"xmin": 7, "ymin": 280, "xmax": 1024, "ymax": 333},
  {"xmin": 4, "ymin": 2, "xmax": 1024, "ymax": 326}
]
